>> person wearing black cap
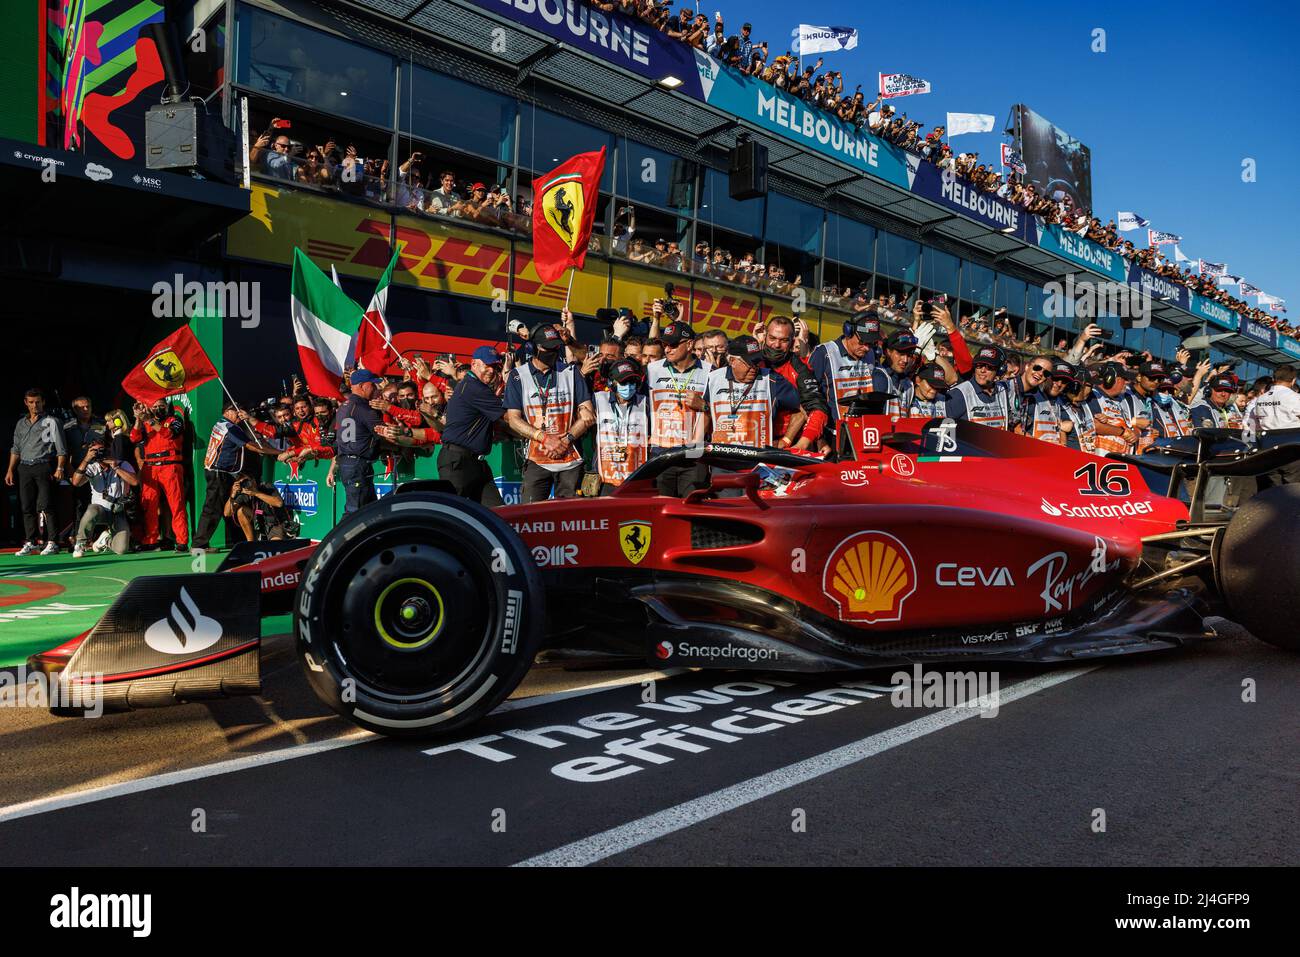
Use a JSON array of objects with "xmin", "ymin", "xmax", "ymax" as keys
[
  {"xmin": 1188, "ymin": 374, "xmax": 1236, "ymax": 430},
  {"xmin": 328, "ymin": 368, "xmax": 386, "ymax": 516},
  {"xmin": 947, "ymin": 345, "xmax": 1014, "ymax": 429},
  {"xmin": 503, "ymin": 320, "xmax": 593, "ymax": 503},
  {"xmin": 1127, "ymin": 359, "xmax": 1169, "ymax": 451},
  {"xmin": 592, "ymin": 358, "xmax": 650, "ymax": 495},
  {"xmin": 1151, "ymin": 368, "xmax": 1195, "ymax": 440},
  {"xmin": 1064, "ymin": 368, "xmax": 1100, "ymax": 454},
  {"xmin": 907, "ymin": 363, "xmax": 951, "ymax": 417},
  {"xmin": 1087, "ymin": 362, "xmax": 1140, "ymax": 455},
  {"xmin": 427, "ymin": 346, "xmax": 508, "ymax": 505},
  {"xmin": 703, "ymin": 336, "xmax": 804, "ymax": 448},
  {"xmin": 808, "ymin": 313, "xmax": 880, "ymax": 425},
  {"xmin": 1022, "ymin": 360, "xmax": 1077, "ymax": 445},
  {"xmin": 646, "ymin": 320, "xmax": 712, "ymax": 496},
  {"xmin": 869, "ymin": 330, "xmax": 923, "ymax": 416}
]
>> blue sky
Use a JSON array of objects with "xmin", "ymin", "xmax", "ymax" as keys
[{"xmin": 726, "ymin": 0, "xmax": 1297, "ymax": 311}]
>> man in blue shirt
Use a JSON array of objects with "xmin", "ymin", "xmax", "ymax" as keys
[
  {"xmin": 329, "ymin": 368, "xmax": 385, "ymax": 515},
  {"xmin": 194, "ymin": 401, "xmax": 275, "ymax": 549},
  {"xmin": 437, "ymin": 346, "xmax": 508, "ymax": 506}
]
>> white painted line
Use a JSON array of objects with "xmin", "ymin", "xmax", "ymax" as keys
[
  {"xmin": 514, "ymin": 666, "xmax": 1099, "ymax": 867},
  {"xmin": 0, "ymin": 668, "xmax": 682, "ymax": 822}
]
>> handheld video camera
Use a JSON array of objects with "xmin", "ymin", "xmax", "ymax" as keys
[{"xmin": 661, "ymin": 282, "xmax": 680, "ymax": 320}]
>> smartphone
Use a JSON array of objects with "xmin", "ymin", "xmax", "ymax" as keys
[{"xmin": 271, "ymin": 118, "xmax": 292, "ymax": 130}]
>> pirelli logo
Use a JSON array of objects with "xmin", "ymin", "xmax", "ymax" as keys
[{"xmin": 501, "ymin": 589, "xmax": 524, "ymax": 655}]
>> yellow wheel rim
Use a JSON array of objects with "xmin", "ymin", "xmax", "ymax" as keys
[{"xmin": 374, "ymin": 578, "xmax": 445, "ymax": 650}]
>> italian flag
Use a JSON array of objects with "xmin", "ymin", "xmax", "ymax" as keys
[
  {"xmin": 291, "ymin": 248, "xmax": 363, "ymax": 397},
  {"xmin": 355, "ymin": 249, "xmax": 399, "ymax": 374}
]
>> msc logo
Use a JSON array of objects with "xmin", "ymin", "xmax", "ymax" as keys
[
  {"xmin": 823, "ymin": 530, "xmax": 917, "ymax": 623},
  {"xmin": 936, "ymin": 563, "xmax": 1014, "ymax": 587},
  {"xmin": 619, "ymin": 521, "xmax": 652, "ymax": 565},
  {"xmin": 144, "ymin": 588, "xmax": 223, "ymax": 655},
  {"xmin": 655, "ymin": 640, "xmax": 673, "ymax": 660}
]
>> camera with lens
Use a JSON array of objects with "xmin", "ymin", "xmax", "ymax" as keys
[
  {"xmin": 661, "ymin": 282, "xmax": 680, "ymax": 320},
  {"xmin": 231, "ymin": 476, "xmax": 257, "ymax": 508}
]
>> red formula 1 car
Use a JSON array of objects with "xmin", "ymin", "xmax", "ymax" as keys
[{"xmin": 30, "ymin": 415, "xmax": 1300, "ymax": 736}]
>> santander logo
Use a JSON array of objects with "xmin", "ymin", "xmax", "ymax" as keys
[
  {"xmin": 1040, "ymin": 498, "xmax": 1063, "ymax": 516},
  {"xmin": 144, "ymin": 588, "xmax": 223, "ymax": 655}
]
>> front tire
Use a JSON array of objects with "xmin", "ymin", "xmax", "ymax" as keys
[
  {"xmin": 1217, "ymin": 484, "xmax": 1300, "ymax": 651},
  {"xmin": 294, "ymin": 492, "xmax": 545, "ymax": 736}
]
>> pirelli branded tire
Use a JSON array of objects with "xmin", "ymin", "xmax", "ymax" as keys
[
  {"xmin": 1217, "ymin": 483, "xmax": 1300, "ymax": 652},
  {"xmin": 294, "ymin": 492, "xmax": 545, "ymax": 737}
]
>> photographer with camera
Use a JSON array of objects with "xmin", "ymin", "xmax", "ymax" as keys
[
  {"xmin": 69, "ymin": 439, "xmax": 138, "ymax": 557},
  {"xmin": 224, "ymin": 475, "xmax": 291, "ymax": 543}
]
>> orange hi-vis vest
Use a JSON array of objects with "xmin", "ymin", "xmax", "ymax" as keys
[
  {"xmin": 593, "ymin": 391, "xmax": 649, "ymax": 486},
  {"xmin": 820, "ymin": 338, "xmax": 875, "ymax": 419},
  {"xmin": 707, "ymin": 366, "xmax": 774, "ymax": 448},
  {"xmin": 516, "ymin": 361, "xmax": 582, "ymax": 472},
  {"xmin": 646, "ymin": 358, "xmax": 711, "ymax": 449}
]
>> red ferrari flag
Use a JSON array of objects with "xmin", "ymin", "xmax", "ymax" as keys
[
  {"xmin": 121, "ymin": 327, "xmax": 219, "ymax": 403},
  {"xmin": 531, "ymin": 146, "xmax": 607, "ymax": 284}
]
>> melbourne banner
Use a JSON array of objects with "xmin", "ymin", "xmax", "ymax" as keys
[
  {"xmin": 1280, "ymin": 337, "xmax": 1300, "ymax": 360},
  {"xmin": 1190, "ymin": 293, "xmax": 1239, "ymax": 331},
  {"xmin": 1241, "ymin": 318, "xmax": 1277, "ymax": 349},
  {"xmin": 907, "ymin": 158, "xmax": 1031, "ymax": 242},
  {"xmin": 1035, "ymin": 223, "xmax": 1127, "ymax": 283},
  {"xmin": 469, "ymin": 0, "xmax": 705, "ymax": 99},
  {"xmin": 693, "ymin": 50, "xmax": 911, "ymax": 189},
  {"xmin": 1127, "ymin": 264, "xmax": 1189, "ymax": 311}
]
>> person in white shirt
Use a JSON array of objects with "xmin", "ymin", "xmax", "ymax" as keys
[
  {"xmin": 1245, "ymin": 365, "xmax": 1300, "ymax": 488},
  {"xmin": 69, "ymin": 439, "xmax": 139, "ymax": 556}
]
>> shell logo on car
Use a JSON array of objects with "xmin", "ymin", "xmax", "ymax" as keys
[{"xmin": 822, "ymin": 530, "xmax": 917, "ymax": 623}]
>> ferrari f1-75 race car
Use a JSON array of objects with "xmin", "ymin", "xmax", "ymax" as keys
[{"xmin": 29, "ymin": 413, "xmax": 1300, "ymax": 737}]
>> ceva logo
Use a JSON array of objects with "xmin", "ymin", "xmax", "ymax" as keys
[
  {"xmin": 144, "ymin": 587, "xmax": 223, "ymax": 654},
  {"xmin": 655, "ymin": 641, "xmax": 673, "ymax": 660},
  {"xmin": 1041, "ymin": 498, "xmax": 1063, "ymax": 516}
]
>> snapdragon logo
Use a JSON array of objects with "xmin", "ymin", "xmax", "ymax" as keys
[
  {"xmin": 50, "ymin": 887, "xmax": 151, "ymax": 937},
  {"xmin": 673, "ymin": 642, "xmax": 780, "ymax": 663},
  {"xmin": 1043, "ymin": 273, "xmax": 1150, "ymax": 329}
]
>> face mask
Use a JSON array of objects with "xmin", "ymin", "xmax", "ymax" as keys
[
  {"xmin": 1155, "ymin": 392, "xmax": 1172, "ymax": 406},
  {"xmin": 762, "ymin": 346, "xmax": 789, "ymax": 365},
  {"xmin": 536, "ymin": 348, "xmax": 558, "ymax": 366},
  {"xmin": 616, "ymin": 382, "xmax": 637, "ymax": 401}
]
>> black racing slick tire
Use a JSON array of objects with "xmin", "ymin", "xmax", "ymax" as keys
[
  {"xmin": 294, "ymin": 491, "xmax": 545, "ymax": 737},
  {"xmin": 1217, "ymin": 483, "xmax": 1300, "ymax": 652}
]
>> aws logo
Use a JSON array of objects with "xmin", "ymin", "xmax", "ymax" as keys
[{"xmin": 822, "ymin": 530, "xmax": 917, "ymax": 623}]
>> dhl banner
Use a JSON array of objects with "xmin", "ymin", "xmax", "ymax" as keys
[
  {"xmin": 230, "ymin": 184, "xmax": 606, "ymax": 312},
  {"xmin": 230, "ymin": 185, "xmax": 852, "ymax": 340}
]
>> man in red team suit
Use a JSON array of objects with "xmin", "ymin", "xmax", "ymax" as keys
[{"xmin": 129, "ymin": 398, "xmax": 189, "ymax": 551}]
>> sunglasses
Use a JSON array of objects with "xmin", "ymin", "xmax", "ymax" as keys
[{"xmin": 1029, "ymin": 365, "xmax": 1052, "ymax": 374}]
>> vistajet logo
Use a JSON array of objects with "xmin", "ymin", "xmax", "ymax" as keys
[{"xmin": 50, "ymin": 887, "xmax": 151, "ymax": 937}]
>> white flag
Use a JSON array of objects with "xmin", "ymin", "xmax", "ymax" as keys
[
  {"xmin": 1239, "ymin": 280, "xmax": 1261, "ymax": 297},
  {"xmin": 1217, "ymin": 274, "xmax": 1243, "ymax": 286},
  {"xmin": 1148, "ymin": 229, "xmax": 1181, "ymax": 246},
  {"xmin": 794, "ymin": 25, "xmax": 858, "ymax": 56},
  {"xmin": 1116, "ymin": 211, "xmax": 1149, "ymax": 231},
  {"xmin": 946, "ymin": 112, "xmax": 995, "ymax": 137},
  {"xmin": 1199, "ymin": 260, "xmax": 1226, "ymax": 278},
  {"xmin": 1174, "ymin": 245, "xmax": 1193, "ymax": 263},
  {"xmin": 878, "ymin": 72, "xmax": 931, "ymax": 99}
]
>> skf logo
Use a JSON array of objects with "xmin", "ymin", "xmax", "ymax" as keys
[
  {"xmin": 144, "ymin": 587, "xmax": 223, "ymax": 654},
  {"xmin": 531, "ymin": 544, "xmax": 578, "ymax": 567},
  {"xmin": 822, "ymin": 530, "xmax": 917, "ymax": 623},
  {"xmin": 619, "ymin": 521, "xmax": 652, "ymax": 565},
  {"xmin": 655, "ymin": 641, "xmax": 673, "ymax": 660}
]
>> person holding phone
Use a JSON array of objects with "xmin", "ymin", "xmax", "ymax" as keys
[{"xmin": 249, "ymin": 118, "xmax": 294, "ymax": 180}]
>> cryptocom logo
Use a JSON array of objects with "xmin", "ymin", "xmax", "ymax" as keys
[
  {"xmin": 655, "ymin": 641, "xmax": 673, "ymax": 660},
  {"xmin": 822, "ymin": 530, "xmax": 917, "ymax": 623}
]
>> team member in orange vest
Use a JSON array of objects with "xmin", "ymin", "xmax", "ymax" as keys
[
  {"xmin": 592, "ymin": 358, "xmax": 649, "ymax": 495},
  {"xmin": 645, "ymin": 321, "xmax": 712, "ymax": 496},
  {"xmin": 1088, "ymin": 362, "xmax": 1140, "ymax": 455},
  {"xmin": 703, "ymin": 336, "xmax": 804, "ymax": 448},
  {"xmin": 808, "ymin": 314, "xmax": 881, "ymax": 426},
  {"xmin": 503, "ymin": 322, "xmax": 594, "ymax": 503}
]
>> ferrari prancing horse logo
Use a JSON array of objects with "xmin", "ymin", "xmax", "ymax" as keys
[
  {"xmin": 540, "ymin": 173, "xmax": 585, "ymax": 252},
  {"xmin": 145, "ymin": 349, "xmax": 187, "ymax": 391},
  {"xmin": 619, "ymin": 521, "xmax": 651, "ymax": 565}
]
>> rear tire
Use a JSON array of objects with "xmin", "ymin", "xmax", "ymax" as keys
[
  {"xmin": 294, "ymin": 492, "xmax": 545, "ymax": 737},
  {"xmin": 1217, "ymin": 484, "xmax": 1300, "ymax": 651}
]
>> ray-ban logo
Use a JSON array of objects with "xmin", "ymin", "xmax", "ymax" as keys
[{"xmin": 144, "ymin": 587, "xmax": 222, "ymax": 654}]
